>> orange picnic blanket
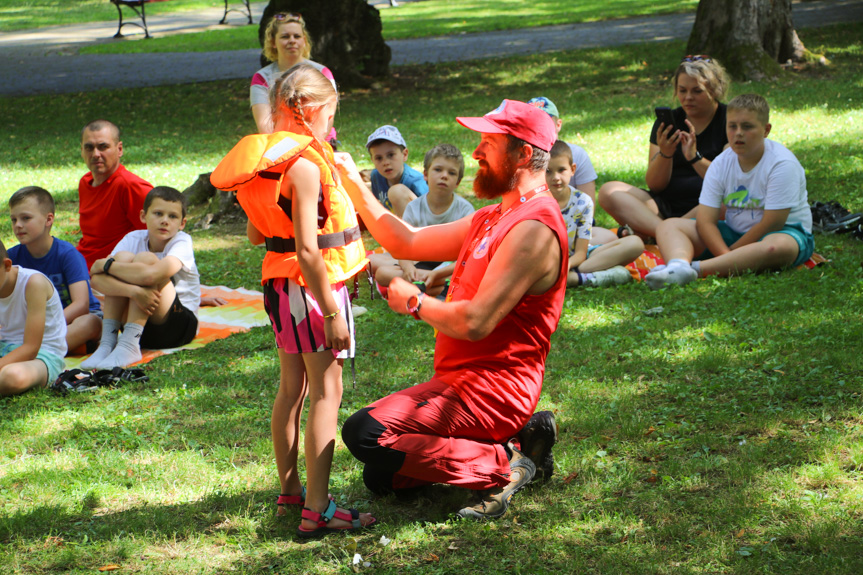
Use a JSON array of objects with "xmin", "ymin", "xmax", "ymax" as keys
[{"xmin": 65, "ymin": 285, "xmax": 269, "ymax": 369}]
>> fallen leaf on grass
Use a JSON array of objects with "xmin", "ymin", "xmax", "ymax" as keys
[
  {"xmin": 643, "ymin": 426, "xmax": 656, "ymax": 436},
  {"xmin": 98, "ymin": 566, "xmax": 121, "ymax": 572},
  {"xmin": 425, "ymin": 554, "xmax": 439, "ymax": 562},
  {"xmin": 645, "ymin": 475, "xmax": 658, "ymax": 484},
  {"xmin": 447, "ymin": 543, "xmax": 458, "ymax": 551},
  {"xmin": 736, "ymin": 528, "xmax": 745, "ymax": 538},
  {"xmin": 563, "ymin": 471, "xmax": 579, "ymax": 484}
]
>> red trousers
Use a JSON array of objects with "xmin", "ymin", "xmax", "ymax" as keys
[{"xmin": 358, "ymin": 379, "xmax": 519, "ymax": 491}]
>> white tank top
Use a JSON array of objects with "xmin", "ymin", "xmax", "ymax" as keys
[{"xmin": 0, "ymin": 266, "xmax": 67, "ymax": 358}]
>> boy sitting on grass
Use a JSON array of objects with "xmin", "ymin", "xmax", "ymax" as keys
[
  {"xmin": 8, "ymin": 186, "xmax": 102, "ymax": 355},
  {"xmin": 372, "ymin": 144, "xmax": 475, "ymax": 298},
  {"xmin": 547, "ymin": 141, "xmax": 644, "ymax": 288},
  {"xmin": 645, "ymin": 94, "xmax": 813, "ymax": 290},
  {"xmin": 366, "ymin": 125, "xmax": 428, "ymax": 218},
  {"xmin": 0, "ymin": 239, "xmax": 67, "ymax": 397},
  {"xmin": 82, "ymin": 186, "xmax": 201, "ymax": 369}
]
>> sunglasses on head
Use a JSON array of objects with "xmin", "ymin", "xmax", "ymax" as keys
[
  {"xmin": 274, "ymin": 12, "xmax": 303, "ymax": 21},
  {"xmin": 681, "ymin": 54, "xmax": 711, "ymax": 63}
]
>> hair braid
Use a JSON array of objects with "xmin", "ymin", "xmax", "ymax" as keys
[{"xmin": 270, "ymin": 64, "xmax": 341, "ymax": 185}]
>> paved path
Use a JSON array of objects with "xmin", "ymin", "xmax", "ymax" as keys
[{"xmin": 1, "ymin": 0, "xmax": 861, "ymax": 97}]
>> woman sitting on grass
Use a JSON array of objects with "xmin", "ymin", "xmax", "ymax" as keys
[
  {"xmin": 212, "ymin": 65, "xmax": 374, "ymax": 538},
  {"xmin": 598, "ymin": 56, "xmax": 731, "ymax": 239}
]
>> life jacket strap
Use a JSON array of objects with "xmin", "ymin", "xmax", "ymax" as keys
[{"xmin": 264, "ymin": 226, "xmax": 361, "ymax": 253}]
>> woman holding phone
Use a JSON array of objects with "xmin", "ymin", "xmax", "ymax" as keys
[{"xmin": 599, "ymin": 56, "xmax": 730, "ymax": 238}]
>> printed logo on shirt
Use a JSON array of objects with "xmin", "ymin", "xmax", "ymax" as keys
[
  {"xmin": 725, "ymin": 185, "xmax": 762, "ymax": 209},
  {"xmin": 473, "ymin": 235, "xmax": 491, "ymax": 259}
]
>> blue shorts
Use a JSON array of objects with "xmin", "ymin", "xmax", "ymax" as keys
[
  {"xmin": 0, "ymin": 340, "xmax": 65, "ymax": 387},
  {"xmin": 698, "ymin": 222, "xmax": 814, "ymax": 267}
]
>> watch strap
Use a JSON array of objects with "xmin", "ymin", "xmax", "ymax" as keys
[
  {"xmin": 406, "ymin": 292, "xmax": 425, "ymax": 320},
  {"xmin": 103, "ymin": 257, "xmax": 115, "ymax": 275},
  {"xmin": 688, "ymin": 151, "xmax": 703, "ymax": 164}
]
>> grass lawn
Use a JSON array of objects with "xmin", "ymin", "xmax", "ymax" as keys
[
  {"xmin": 0, "ymin": 0, "xmax": 230, "ymax": 33},
  {"xmin": 1, "ymin": 22, "xmax": 863, "ymax": 574},
  {"xmin": 1, "ymin": 0, "xmax": 700, "ymax": 47},
  {"xmin": 72, "ymin": 0, "xmax": 701, "ymax": 54}
]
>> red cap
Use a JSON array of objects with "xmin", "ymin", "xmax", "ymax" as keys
[{"xmin": 457, "ymin": 99, "xmax": 557, "ymax": 152}]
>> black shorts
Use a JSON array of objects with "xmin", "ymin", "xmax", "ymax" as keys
[
  {"xmin": 415, "ymin": 261, "xmax": 442, "ymax": 270},
  {"xmin": 140, "ymin": 294, "xmax": 198, "ymax": 349},
  {"xmin": 650, "ymin": 191, "xmax": 699, "ymax": 219}
]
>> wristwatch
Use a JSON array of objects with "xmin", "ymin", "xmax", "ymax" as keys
[
  {"xmin": 406, "ymin": 291, "xmax": 425, "ymax": 320},
  {"xmin": 688, "ymin": 151, "xmax": 703, "ymax": 164},
  {"xmin": 103, "ymin": 257, "xmax": 115, "ymax": 275}
]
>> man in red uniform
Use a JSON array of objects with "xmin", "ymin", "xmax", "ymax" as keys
[
  {"xmin": 77, "ymin": 120, "xmax": 152, "ymax": 268},
  {"xmin": 338, "ymin": 100, "xmax": 567, "ymax": 519}
]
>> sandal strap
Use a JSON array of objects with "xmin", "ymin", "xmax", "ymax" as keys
[
  {"xmin": 276, "ymin": 485, "xmax": 306, "ymax": 506},
  {"xmin": 332, "ymin": 507, "xmax": 362, "ymax": 528},
  {"xmin": 301, "ymin": 499, "xmax": 337, "ymax": 526}
]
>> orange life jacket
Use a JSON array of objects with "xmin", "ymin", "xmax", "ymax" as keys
[{"xmin": 210, "ymin": 132, "xmax": 367, "ymax": 286}]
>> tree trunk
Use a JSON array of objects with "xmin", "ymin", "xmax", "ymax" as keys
[
  {"xmin": 260, "ymin": 0, "xmax": 391, "ymax": 87},
  {"xmin": 182, "ymin": 173, "xmax": 245, "ymax": 228},
  {"xmin": 688, "ymin": 0, "xmax": 807, "ymax": 80}
]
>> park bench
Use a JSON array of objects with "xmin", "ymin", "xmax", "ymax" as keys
[{"xmin": 110, "ymin": 0, "xmax": 252, "ymax": 39}]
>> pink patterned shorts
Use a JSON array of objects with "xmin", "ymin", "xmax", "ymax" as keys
[{"xmin": 263, "ymin": 278, "xmax": 354, "ymax": 359}]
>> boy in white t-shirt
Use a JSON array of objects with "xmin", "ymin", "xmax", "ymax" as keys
[
  {"xmin": 547, "ymin": 141, "xmax": 644, "ymax": 288},
  {"xmin": 82, "ymin": 187, "xmax": 201, "ymax": 368},
  {"xmin": 372, "ymin": 144, "xmax": 475, "ymax": 298},
  {"xmin": 0, "ymin": 239, "xmax": 67, "ymax": 396},
  {"xmin": 646, "ymin": 94, "xmax": 814, "ymax": 290}
]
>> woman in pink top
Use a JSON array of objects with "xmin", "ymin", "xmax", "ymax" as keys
[{"xmin": 250, "ymin": 13, "xmax": 336, "ymax": 135}]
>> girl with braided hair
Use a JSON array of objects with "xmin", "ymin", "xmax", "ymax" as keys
[{"xmin": 211, "ymin": 64, "xmax": 374, "ymax": 538}]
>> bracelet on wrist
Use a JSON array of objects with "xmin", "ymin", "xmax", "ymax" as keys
[{"xmin": 323, "ymin": 310, "xmax": 340, "ymax": 320}]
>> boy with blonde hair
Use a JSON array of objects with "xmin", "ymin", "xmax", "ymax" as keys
[
  {"xmin": 547, "ymin": 141, "xmax": 643, "ymax": 287},
  {"xmin": 646, "ymin": 94, "xmax": 813, "ymax": 289},
  {"xmin": 0, "ymin": 239, "xmax": 67, "ymax": 396},
  {"xmin": 372, "ymin": 143, "xmax": 475, "ymax": 297},
  {"xmin": 8, "ymin": 186, "xmax": 102, "ymax": 354},
  {"xmin": 366, "ymin": 125, "xmax": 428, "ymax": 217},
  {"xmin": 83, "ymin": 186, "xmax": 200, "ymax": 369}
]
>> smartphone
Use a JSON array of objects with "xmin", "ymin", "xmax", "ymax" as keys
[{"xmin": 654, "ymin": 106, "xmax": 678, "ymax": 131}]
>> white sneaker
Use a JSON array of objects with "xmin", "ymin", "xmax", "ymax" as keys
[
  {"xmin": 589, "ymin": 266, "xmax": 633, "ymax": 287},
  {"xmin": 645, "ymin": 264, "xmax": 697, "ymax": 290}
]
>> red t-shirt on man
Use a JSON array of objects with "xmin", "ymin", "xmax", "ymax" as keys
[{"xmin": 77, "ymin": 164, "xmax": 151, "ymax": 268}]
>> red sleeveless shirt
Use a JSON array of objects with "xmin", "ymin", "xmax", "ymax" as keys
[{"xmin": 433, "ymin": 194, "xmax": 568, "ymax": 435}]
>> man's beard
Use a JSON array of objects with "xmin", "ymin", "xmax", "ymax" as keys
[{"xmin": 473, "ymin": 155, "xmax": 518, "ymax": 200}]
